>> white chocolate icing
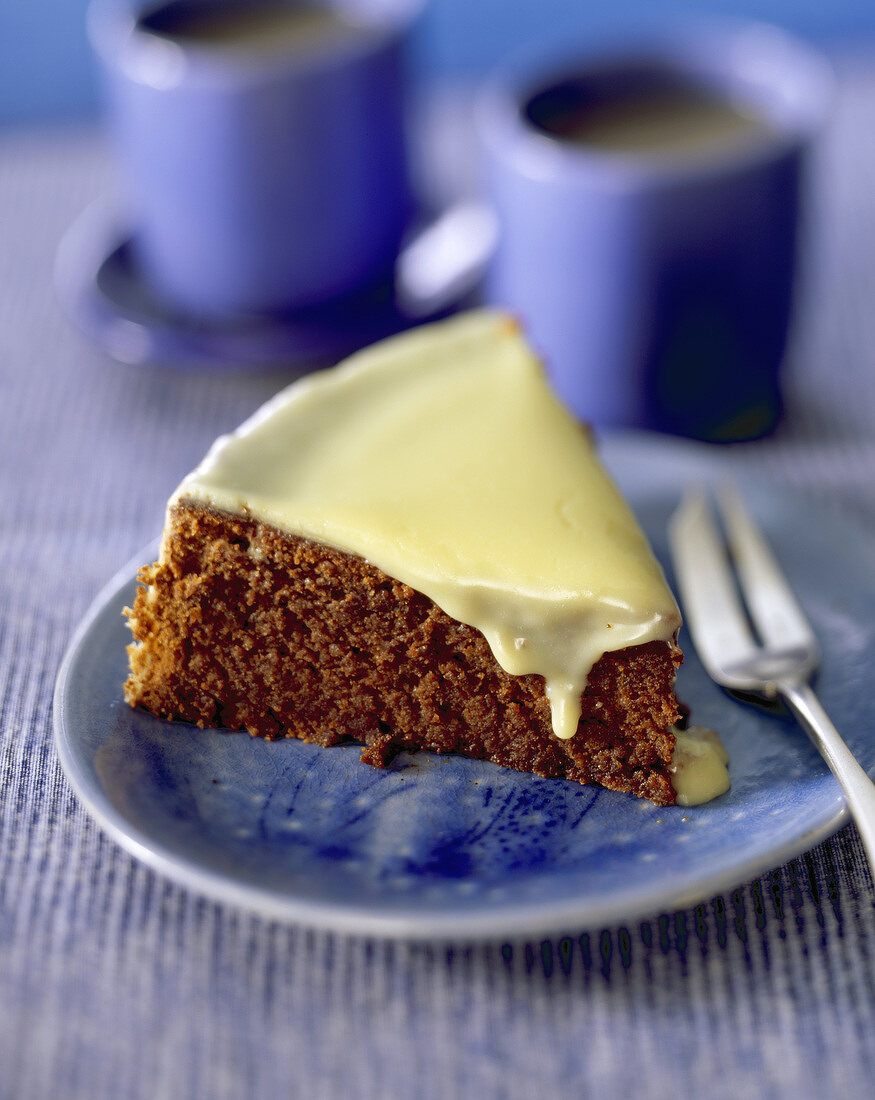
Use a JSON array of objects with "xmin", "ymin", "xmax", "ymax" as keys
[
  {"xmin": 670, "ymin": 726, "xmax": 731, "ymax": 806},
  {"xmin": 168, "ymin": 310, "xmax": 682, "ymax": 743}
]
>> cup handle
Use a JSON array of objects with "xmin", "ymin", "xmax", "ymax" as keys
[{"xmin": 395, "ymin": 201, "xmax": 498, "ymax": 318}]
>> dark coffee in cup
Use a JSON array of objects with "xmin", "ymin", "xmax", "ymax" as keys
[
  {"xmin": 137, "ymin": 0, "xmax": 368, "ymax": 54},
  {"xmin": 525, "ymin": 67, "xmax": 772, "ymax": 159}
]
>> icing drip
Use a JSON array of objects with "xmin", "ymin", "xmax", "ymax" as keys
[{"xmin": 670, "ymin": 726, "xmax": 731, "ymax": 806}]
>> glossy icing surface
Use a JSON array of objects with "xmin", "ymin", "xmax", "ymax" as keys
[
  {"xmin": 169, "ymin": 310, "xmax": 682, "ymax": 740},
  {"xmin": 670, "ymin": 726, "xmax": 731, "ymax": 806}
]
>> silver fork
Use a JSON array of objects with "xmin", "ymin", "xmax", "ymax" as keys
[{"xmin": 668, "ymin": 484, "xmax": 875, "ymax": 866}]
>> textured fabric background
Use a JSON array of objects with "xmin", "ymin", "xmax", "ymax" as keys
[{"xmin": 2, "ymin": 54, "xmax": 874, "ymax": 1100}]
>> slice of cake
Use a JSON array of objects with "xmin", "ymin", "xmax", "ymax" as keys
[{"xmin": 125, "ymin": 310, "xmax": 727, "ymax": 806}]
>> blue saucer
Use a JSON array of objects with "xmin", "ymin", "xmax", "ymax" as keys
[
  {"xmin": 53, "ymin": 436, "xmax": 875, "ymax": 939},
  {"xmin": 54, "ymin": 201, "xmax": 474, "ymax": 370}
]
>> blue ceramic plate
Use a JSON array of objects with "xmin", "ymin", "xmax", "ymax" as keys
[{"xmin": 53, "ymin": 436, "xmax": 875, "ymax": 940}]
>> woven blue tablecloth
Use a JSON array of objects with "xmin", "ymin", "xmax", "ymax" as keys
[{"xmin": 2, "ymin": 53, "xmax": 875, "ymax": 1100}]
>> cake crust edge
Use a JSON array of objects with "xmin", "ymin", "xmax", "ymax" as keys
[{"xmin": 125, "ymin": 502, "xmax": 683, "ymax": 806}]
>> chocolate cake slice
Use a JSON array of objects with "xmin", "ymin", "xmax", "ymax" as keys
[{"xmin": 125, "ymin": 311, "xmax": 728, "ymax": 806}]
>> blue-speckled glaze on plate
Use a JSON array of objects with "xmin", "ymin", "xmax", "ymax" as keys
[{"xmin": 53, "ymin": 435, "xmax": 875, "ymax": 940}]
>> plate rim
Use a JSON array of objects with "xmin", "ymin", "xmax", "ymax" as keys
[{"xmin": 53, "ymin": 452, "xmax": 862, "ymax": 942}]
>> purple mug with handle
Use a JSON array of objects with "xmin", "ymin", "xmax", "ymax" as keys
[
  {"xmin": 476, "ymin": 22, "xmax": 832, "ymax": 441},
  {"xmin": 88, "ymin": 0, "xmax": 421, "ymax": 318}
]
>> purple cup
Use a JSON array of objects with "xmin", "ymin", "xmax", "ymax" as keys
[
  {"xmin": 88, "ymin": 0, "xmax": 421, "ymax": 317},
  {"xmin": 476, "ymin": 22, "xmax": 832, "ymax": 441}
]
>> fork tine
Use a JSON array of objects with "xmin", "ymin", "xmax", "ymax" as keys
[
  {"xmin": 716, "ymin": 483, "xmax": 818, "ymax": 656},
  {"xmin": 668, "ymin": 488, "xmax": 758, "ymax": 678}
]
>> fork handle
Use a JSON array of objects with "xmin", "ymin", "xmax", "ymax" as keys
[{"xmin": 780, "ymin": 680, "xmax": 875, "ymax": 867}]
